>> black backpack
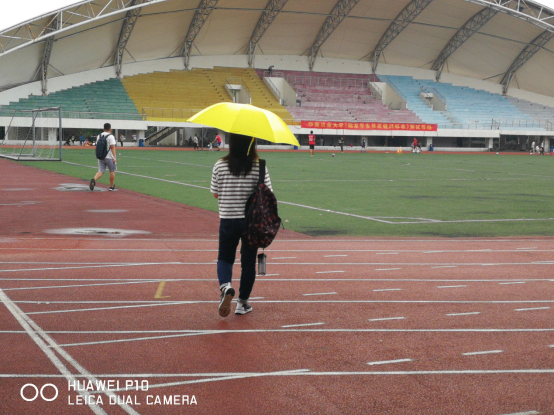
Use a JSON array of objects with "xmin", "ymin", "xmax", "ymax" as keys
[
  {"xmin": 95, "ymin": 133, "xmax": 111, "ymax": 160},
  {"xmin": 245, "ymin": 159, "xmax": 282, "ymax": 249}
]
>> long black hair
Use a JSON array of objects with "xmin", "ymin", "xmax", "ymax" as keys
[{"xmin": 222, "ymin": 133, "xmax": 259, "ymax": 176}]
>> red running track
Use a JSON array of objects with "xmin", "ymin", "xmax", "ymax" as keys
[{"xmin": 0, "ymin": 158, "xmax": 553, "ymax": 414}]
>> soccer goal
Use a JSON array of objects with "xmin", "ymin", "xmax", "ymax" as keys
[{"xmin": 0, "ymin": 107, "xmax": 62, "ymax": 161}]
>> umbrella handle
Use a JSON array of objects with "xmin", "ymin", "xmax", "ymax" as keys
[{"xmin": 247, "ymin": 137, "xmax": 255, "ymax": 156}]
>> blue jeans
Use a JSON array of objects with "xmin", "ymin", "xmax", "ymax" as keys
[{"xmin": 217, "ymin": 219, "xmax": 258, "ymax": 301}]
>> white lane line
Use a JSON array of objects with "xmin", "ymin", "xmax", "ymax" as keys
[
  {"xmin": 368, "ymin": 317, "xmax": 405, "ymax": 322},
  {"xmin": 1, "ymin": 278, "xmax": 552, "ymax": 283},
  {"xmin": 20, "ymin": 300, "xmax": 554, "ymax": 309},
  {"xmin": 324, "ymin": 255, "xmax": 348, "ymax": 257},
  {"xmin": 516, "ymin": 247, "xmax": 538, "ymax": 250},
  {"xmin": 6, "ymin": 328, "xmax": 554, "ymax": 337},
  {"xmin": 26, "ymin": 301, "xmax": 195, "ymax": 315},
  {"xmin": 367, "ymin": 359, "xmax": 413, "ymax": 366},
  {"xmin": 437, "ymin": 285, "xmax": 467, "ymax": 289},
  {"xmin": 16, "ymin": 236, "xmax": 554, "ymax": 242},
  {"xmin": 0, "ymin": 288, "xmax": 135, "ymax": 415},
  {"xmin": 302, "ymin": 292, "xmax": 338, "ymax": 296},
  {"xmin": 462, "ymin": 350, "xmax": 503, "ymax": 356},
  {"xmin": 53, "ymin": 328, "xmax": 554, "ymax": 347},
  {"xmin": 446, "ymin": 312, "xmax": 481, "ymax": 317},
  {"xmin": 315, "ymin": 271, "xmax": 345, "ymax": 274},
  {"xmin": 119, "ymin": 369, "xmax": 312, "ymax": 392},
  {"xmin": 0, "ymin": 262, "xmax": 183, "ymax": 273},
  {"xmin": 373, "ymin": 288, "xmax": 402, "ymax": 292},
  {"xmin": 281, "ymin": 323, "xmax": 325, "ymax": 328},
  {"xmin": 4, "ymin": 280, "xmax": 159, "ymax": 292},
  {"xmin": 1, "ymin": 370, "xmax": 553, "ymax": 379},
  {"xmin": 5, "ymin": 247, "xmax": 554, "ymax": 253},
  {"xmin": 514, "ymin": 307, "xmax": 550, "ymax": 312},
  {"xmin": 375, "ymin": 268, "xmax": 402, "ymax": 271},
  {"xmin": 424, "ymin": 251, "xmax": 444, "ymax": 254},
  {"xmin": 500, "ymin": 411, "xmax": 539, "ymax": 415},
  {"xmin": 0, "ymin": 261, "xmax": 132, "ymax": 265},
  {"xmin": 57, "ymin": 332, "xmax": 220, "ymax": 347},
  {"xmin": 272, "ymin": 257, "xmax": 296, "ymax": 260},
  {"xmin": 3, "ymin": 260, "xmax": 554, "ymax": 268},
  {"xmin": 499, "ymin": 282, "xmax": 526, "ymax": 285},
  {"xmin": 431, "ymin": 266, "xmax": 457, "ymax": 269}
]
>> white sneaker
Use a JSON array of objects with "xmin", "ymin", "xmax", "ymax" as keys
[
  {"xmin": 218, "ymin": 285, "xmax": 235, "ymax": 317},
  {"xmin": 235, "ymin": 302, "xmax": 253, "ymax": 315}
]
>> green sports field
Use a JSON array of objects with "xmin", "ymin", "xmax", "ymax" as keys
[{"xmin": 22, "ymin": 148, "xmax": 554, "ymax": 237}]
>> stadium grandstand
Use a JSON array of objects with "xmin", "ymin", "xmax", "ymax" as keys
[{"xmin": 1, "ymin": 0, "xmax": 554, "ymax": 150}]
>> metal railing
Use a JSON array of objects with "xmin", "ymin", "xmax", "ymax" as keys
[
  {"xmin": 419, "ymin": 86, "xmax": 447, "ymax": 111},
  {"xmin": 264, "ymin": 77, "xmax": 283, "ymax": 105},
  {"xmin": 492, "ymin": 119, "xmax": 552, "ymax": 130},
  {"xmin": 297, "ymin": 91, "xmax": 376, "ymax": 105},
  {"xmin": 436, "ymin": 119, "xmax": 550, "ymax": 130},
  {"xmin": 419, "ymin": 86, "xmax": 445, "ymax": 103},
  {"xmin": 368, "ymin": 82, "xmax": 383, "ymax": 101},
  {"xmin": 225, "ymin": 78, "xmax": 252, "ymax": 104},
  {"xmin": 142, "ymin": 107, "xmax": 201, "ymax": 120},
  {"xmin": 548, "ymin": 120, "xmax": 554, "ymax": 131},
  {"xmin": 287, "ymin": 75, "xmax": 372, "ymax": 89},
  {"xmin": 381, "ymin": 78, "xmax": 406, "ymax": 102},
  {"xmin": 0, "ymin": 108, "xmax": 144, "ymax": 121},
  {"xmin": 263, "ymin": 70, "xmax": 286, "ymax": 79}
]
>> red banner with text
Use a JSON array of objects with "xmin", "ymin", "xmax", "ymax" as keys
[{"xmin": 301, "ymin": 121, "xmax": 437, "ymax": 132}]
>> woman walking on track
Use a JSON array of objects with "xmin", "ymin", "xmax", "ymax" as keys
[{"xmin": 211, "ymin": 133, "xmax": 273, "ymax": 317}]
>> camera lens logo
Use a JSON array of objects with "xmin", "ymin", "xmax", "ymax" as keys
[{"xmin": 20, "ymin": 384, "xmax": 59, "ymax": 402}]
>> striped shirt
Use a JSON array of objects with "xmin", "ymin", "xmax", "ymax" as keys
[{"xmin": 211, "ymin": 159, "xmax": 273, "ymax": 219}]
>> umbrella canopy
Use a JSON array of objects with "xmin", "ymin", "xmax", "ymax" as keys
[{"xmin": 187, "ymin": 102, "xmax": 299, "ymax": 146}]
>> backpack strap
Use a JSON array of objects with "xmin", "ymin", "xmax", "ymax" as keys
[{"xmin": 258, "ymin": 159, "xmax": 266, "ymax": 186}]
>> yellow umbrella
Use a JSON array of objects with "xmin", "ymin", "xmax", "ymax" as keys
[{"xmin": 187, "ymin": 102, "xmax": 300, "ymax": 146}]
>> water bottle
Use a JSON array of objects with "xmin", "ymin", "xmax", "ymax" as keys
[{"xmin": 257, "ymin": 253, "xmax": 267, "ymax": 276}]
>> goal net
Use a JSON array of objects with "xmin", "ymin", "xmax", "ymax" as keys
[{"xmin": 0, "ymin": 107, "xmax": 62, "ymax": 161}]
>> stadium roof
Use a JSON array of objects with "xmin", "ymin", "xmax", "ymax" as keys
[{"xmin": 1, "ymin": 0, "xmax": 554, "ymax": 97}]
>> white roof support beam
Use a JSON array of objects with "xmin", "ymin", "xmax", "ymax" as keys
[
  {"xmin": 432, "ymin": 7, "xmax": 498, "ymax": 81},
  {"xmin": 465, "ymin": 0, "xmax": 554, "ymax": 33},
  {"xmin": 180, "ymin": 0, "xmax": 219, "ymax": 70},
  {"xmin": 308, "ymin": 0, "xmax": 361, "ymax": 70},
  {"xmin": 39, "ymin": 16, "xmax": 59, "ymax": 95},
  {"xmin": 500, "ymin": 29, "xmax": 554, "ymax": 94},
  {"xmin": 0, "ymin": 0, "xmax": 163, "ymax": 59},
  {"xmin": 369, "ymin": 0, "xmax": 434, "ymax": 73},
  {"xmin": 114, "ymin": 0, "xmax": 145, "ymax": 78},
  {"xmin": 247, "ymin": 0, "xmax": 289, "ymax": 68}
]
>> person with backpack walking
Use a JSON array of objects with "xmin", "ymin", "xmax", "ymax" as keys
[
  {"xmin": 210, "ymin": 133, "xmax": 274, "ymax": 317},
  {"xmin": 90, "ymin": 123, "xmax": 117, "ymax": 191}
]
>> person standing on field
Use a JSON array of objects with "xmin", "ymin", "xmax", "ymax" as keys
[
  {"xmin": 211, "ymin": 134, "xmax": 273, "ymax": 317},
  {"xmin": 308, "ymin": 131, "xmax": 316, "ymax": 157},
  {"xmin": 193, "ymin": 134, "xmax": 199, "ymax": 151},
  {"xmin": 212, "ymin": 134, "xmax": 222, "ymax": 151},
  {"xmin": 339, "ymin": 136, "xmax": 345, "ymax": 153},
  {"xmin": 90, "ymin": 123, "xmax": 117, "ymax": 192}
]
